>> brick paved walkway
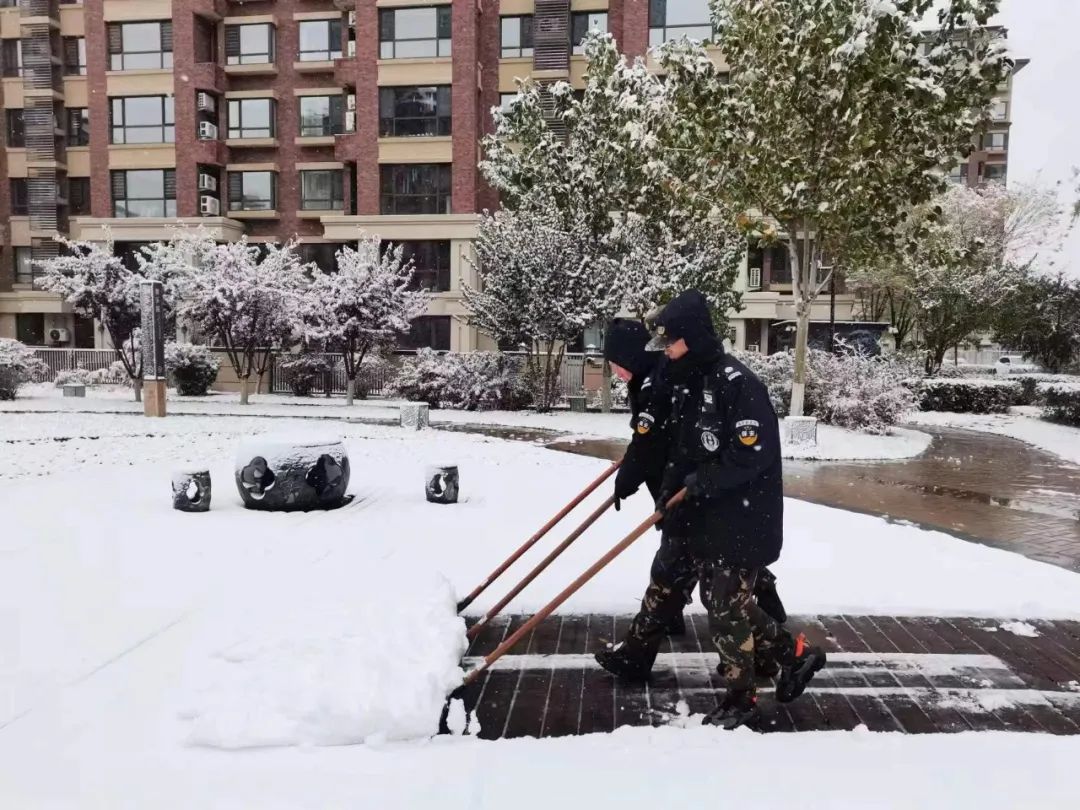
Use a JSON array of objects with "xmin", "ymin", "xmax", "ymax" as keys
[
  {"xmin": 461, "ymin": 614, "xmax": 1080, "ymax": 738},
  {"xmin": 550, "ymin": 427, "xmax": 1080, "ymax": 572}
]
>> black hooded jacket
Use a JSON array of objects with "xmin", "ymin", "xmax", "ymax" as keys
[{"xmin": 655, "ymin": 291, "xmax": 785, "ymax": 569}]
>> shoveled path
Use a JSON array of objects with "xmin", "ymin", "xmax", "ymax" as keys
[{"xmin": 461, "ymin": 614, "xmax": 1080, "ymax": 739}]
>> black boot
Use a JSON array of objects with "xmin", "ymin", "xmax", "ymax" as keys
[
  {"xmin": 754, "ymin": 656, "xmax": 780, "ymax": 680},
  {"xmin": 702, "ymin": 689, "xmax": 760, "ymax": 730},
  {"xmin": 595, "ymin": 643, "xmax": 652, "ymax": 682},
  {"xmin": 776, "ymin": 633, "xmax": 827, "ymax": 703},
  {"xmin": 665, "ymin": 612, "xmax": 686, "ymax": 637}
]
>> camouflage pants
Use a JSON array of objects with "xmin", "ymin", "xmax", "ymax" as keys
[{"xmin": 624, "ymin": 535, "xmax": 792, "ymax": 691}]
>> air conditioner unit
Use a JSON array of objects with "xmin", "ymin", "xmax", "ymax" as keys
[
  {"xmin": 49, "ymin": 328, "xmax": 70, "ymax": 343},
  {"xmin": 198, "ymin": 173, "xmax": 218, "ymax": 192},
  {"xmin": 747, "ymin": 343, "xmax": 760, "ymax": 354},
  {"xmin": 346, "ymin": 93, "xmax": 356, "ymax": 111},
  {"xmin": 200, "ymin": 195, "xmax": 220, "ymax": 216},
  {"xmin": 198, "ymin": 121, "xmax": 219, "ymax": 140},
  {"xmin": 748, "ymin": 267, "xmax": 762, "ymax": 289},
  {"xmin": 347, "ymin": 10, "xmax": 356, "ymax": 26},
  {"xmin": 344, "ymin": 110, "xmax": 356, "ymax": 133},
  {"xmin": 197, "ymin": 91, "xmax": 216, "ymax": 114}
]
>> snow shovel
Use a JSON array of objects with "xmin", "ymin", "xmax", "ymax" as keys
[
  {"xmin": 465, "ymin": 494, "xmax": 616, "ymax": 641},
  {"xmin": 455, "ymin": 461, "xmax": 620, "ymax": 613},
  {"xmin": 441, "ymin": 489, "xmax": 687, "ymax": 731}
]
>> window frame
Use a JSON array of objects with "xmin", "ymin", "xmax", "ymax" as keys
[
  {"xmin": 378, "ymin": 85, "xmax": 451, "ymax": 137},
  {"xmin": 299, "ymin": 169, "xmax": 344, "ymax": 211},
  {"xmin": 227, "ymin": 97, "xmax": 276, "ymax": 140},
  {"xmin": 68, "ymin": 177, "xmax": 91, "ymax": 216},
  {"xmin": 66, "ymin": 107, "xmax": 90, "ymax": 146},
  {"xmin": 108, "ymin": 21, "xmax": 173, "ymax": 71},
  {"xmin": 298, "ymin": 95, "xmax": 345, "ymax": 137},
  {"xmin": 228, "ymin": 171, "xmax": 277, "ymax": 212},
  {"xmin": 10, "ymin": 178, "xmax": 28, "ymax": 216},
  {"xmin": 500, "ymin": 15, "xmax": 533, "ymax": 58},
  {"xmin": 225, "ymin": 23, "xmax": 276, "ymax": 66},
  {"xmin": 63, "ymin": 37, "xmax": 87, "ymax": 76},
  {"xmin": 6, "ymin": 108, "xmax": 25, "ymax": 148},
  {"xmin": 379, "ymin": 163, "xmax": 452, "ymax": 215},
  {"xmin": 571, "ymin": 12, "xmax": 607, "ymax": 54},
  {"xmin": 648, "ymin": 0, "xmax": 713, "ymax": 47},
  {"xmin": 111, "ymin": 168, "xmax": 177, "ymax": 218},
  {"xmin": 110, "ymin": 95, "xmax": 175, "ymax": 144},
  {"xmin": 1, "ymin": 39, "xmax": 22, "ymax": 78},
  {"xmin": 297, "ymin": 19, "xmax": 343, "ymax": 62},
  {"xmin": 379, "ymin": 6, "xmax": 452, "ymax": 59},
  {"xmin": 393, "ymin": 240, "xmax": 451, "ymax": 292}
]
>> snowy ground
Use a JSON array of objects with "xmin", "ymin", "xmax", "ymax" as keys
[
  {"xmin": 2, "ymin": 384, "xmax": 932, "ymax": 461},
  {"xmin": 908, "ymin": 407, "xmax": 1080, "ymax": 466},
  {"xmin": 3, "ymin": 411, "xmax": 1078, "ymax": 806}
]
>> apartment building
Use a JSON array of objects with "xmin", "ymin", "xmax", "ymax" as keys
[{"xmin": 0, "ymin": 0, "xmax": 1024, "ymax": 355}]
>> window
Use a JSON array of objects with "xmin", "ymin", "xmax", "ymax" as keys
[
  {"xmin": 228, "ymin": 171, "xmax": 276, "ymax": 211},
  {"xmin": 63, "ymin": 37, "xmax": 86, "ymax": 75},
  {"xmin": 300, "ymin": 170, "xmax": 344, "ymax": 210},
  {"xmin": 110, "ymin": 96, "xmax": 175, "ymax": 144},
  {"xmin": 67, "ymin": 108, "xmax": 89, "ymax": 146},
  {"xmin": 499, "ymin": 92, "xmax": 519, "ymax": 112},
  {"xmin": 990, "ymin": 100, "xmax": 1008, "ymax": 121},
  {"xmin": 73, "ymin": 314, "xmax": 95, "ymax": 348},
  {"xmin": 649, "ymin": 0, "xmax": 712, "ymax": 47},
  {"xmin": 380, "ymin": 164, "xmax": 451, "ymax": 215},
  {"xmin": 769, "ymin": 244, "xmax": 792, "ymax": 285},
  {"xmin": 107, "ymin": 21, "xmax": 173, "ymax": 71},
  {"xmin": 298, "ymin": 95, "xmax": 344, "ymax": 137},
  {"xmin": 393, "ymin": 240, "xmax": 451, "ymax": 292},
  {"xmin": 14, "ymin": 250, "xmax": 37, "ymax": 288},
  {"xmin": 195, "ymin": 15, "xmax": 217, "ymax": 64},
  {"xmin": 299, "ymin": 242, "xmax": 342, "ymax": 274},
  {"xmin": 571, "ymin": 12, "xmax": 607, "ymax": 54},
  {"xmin": 501, "ymin": 16, "xmax": 533, "ymax": 58},
  {"xmin": 10, "ymin": 178, "xmax": 28, "ymax": 215},
  {"xmin": 68, "ymin": 177, "xmax": 91, "ymax": 215},
  {"xmin": 982, "ymin": 131, "xmax": 1008, "ymax": 151},
  {"xmin": 111, "ymin": 169, "xmax": 177, "ymax": 217},
  {"xmin": 379, "ymin": 7, "xmax": 452, "ymax": 59},
  {"xmin": 1, "ymin": 39, "xmax": 21, "ymax": 77},
  {"xmin": 946, "ymin": 164, "xmax": 968, "ymax": 185},
  {"xmin": 400, "ymin": 316, "xmax": 450, "ymax": 350},
  {"xmin": 378, "ymin": 86, "xmax": 451, "ymax": 137},
  {"xmin": 982, "ymin": 164, "xmax": 1007, "ymax": 184},
  {"xmin": 228, "ymin": 98, "xmax": 275, "ymax": 139},
  {"xmin": 16, "ymin": 312, "xmax": 44, "ymax": 344},
  {"xmin": 6, "ymin": 109, "xmax": 24, "ymax": 148},
  {"xmin": 298, "ymin": 19, "xmax": 342, "ymax": 62},
  {"xmin": 225, "ymin": 23, "xmax": 275, "ymax": 65}
]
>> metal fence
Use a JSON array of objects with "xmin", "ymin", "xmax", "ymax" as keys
[{"xmin": 31, "ymin": 348, "xmax": 122, "ymax": 382}]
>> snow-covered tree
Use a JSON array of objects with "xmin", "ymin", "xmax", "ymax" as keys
[
  {"xmin": 303, "ymin": 237, "xmax": 429, "ymax": 405},
  {"xmin": 178, "ymin": 238, "xmax": 309, "ymax": 404},
  {"xmin": 37, "ymin": 234, "xmax": 156, "ymax": 401},
  {"xmin": 995, "ymin": 271, "xmax": 1080, "ymax": 373},
  {"xmin": 463, "ymin": 191, "xmax": 620, "ymax": 412},
  {"xmin": 482, "ymin": 32, "xmax": 744, "ymax": 407},
  {"xmin": 0, "ymin": 338, "xmax": 48, "ymax": 400},
  {"xmin": 668, "ymin": 0, "xmax": 1012, "ymax": 414}
]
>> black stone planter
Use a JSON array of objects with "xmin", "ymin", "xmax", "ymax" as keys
[
  {"xmin": 173, "ymin": 469, "xmax": 211, "ymax": 512},
  {"xmin": 235, "ymin": 437, "xmax": 351, "ymax": 511}
]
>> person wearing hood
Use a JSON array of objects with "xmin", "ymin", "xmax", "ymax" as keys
[{"xmin": 595, "ymin": 291, "xmax": 826, "ymax": 730}]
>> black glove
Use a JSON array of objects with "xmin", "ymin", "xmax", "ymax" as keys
[
  {"xmin": 655, "ymin": 489, "xmax": 676, "ymax": 517},
  {"xmin": 684, "ymin": 472, "xmax": 702, "ymax": 499},
  {"xmin": 613, "ymin": 465, "xmax": 640, "ymax": 512}
]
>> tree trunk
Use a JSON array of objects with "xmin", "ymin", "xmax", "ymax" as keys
[
  {"xmin": 133, "ymin": 377, "xmax": 143, "ymax": 403},
  {"xmin": 240, "ymin": 375, "xmax": 250, "ymax": 405},
  {"xmin": 789, "ymin": 227, "xmax": 810, "ymax": 417},
  {"xmin": 790, "ymin": 310, "xmax": 811, "ymax": 417},
  {"xmin": 346, "ymin": 376, "xmax": 356, "ymax": 407}
]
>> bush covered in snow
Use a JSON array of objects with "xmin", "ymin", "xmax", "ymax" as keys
[
  {"xmin": 1010, "ymin": 373, "xmax": 1080, "ymax": 406},
  {"xmin": 0, "ymin": 339, "xmax": 48, "ymax": 400},
  {"xmin": 391, "ymin": 350, "xmax": 531, "ymax": 411},
  {"xmin": 279, "ymin": 354, "xmax": 332, "ymax": 397},
  {"xmin": 1040, "ymin": 383, "xmax": 1080, "ymax": 426},
  {"xmin": 87, "ymin": 360, "xmax": 130, "ymax": 387},
  {"xmin": 733, "ymin": 349, "xmax": 916, "ymax": 434},
  {"xmin": 165, "ymin": 343, "xmax": 220, "ymax": 396},
  {"xmin": 53, "ymin": 368, "xmax": 94, "ymax": 388},
  {"xmin": 916, "ymin": 378, "xmax": 1020, "ymax": 414}
]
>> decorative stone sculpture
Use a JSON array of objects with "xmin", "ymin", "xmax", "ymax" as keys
[
  {"xmin": 783, "ymin": 416, "xmax": 818, "ymax": 447},
  {"xmin": 426, "ymin": 465, "xmax": 459, "ymax": 505},
  {"xmin": 400, "ymin": 403, "xmax": 430, "ymax": 430},
  {"xmin": 235, "ymin": 436, "xmax": 351, "ymax": 511},
  {"xmin": 172, "ymin": 469, "xmax": 211, "ymax": 512},
  {"xmin": 62, "ymin": 384, "xmax": 86, "ymax": 398}
]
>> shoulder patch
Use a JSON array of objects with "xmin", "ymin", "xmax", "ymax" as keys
[
  {"xmin": 635, "ymin": 412, "xmax": 655, "ymax": 435},
  {"xmin": 735, "ymin": 418, "xmax": 760, "ymax": 446}
]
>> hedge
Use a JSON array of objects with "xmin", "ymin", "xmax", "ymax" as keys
[
  {"xmin": 1039, "ymin": 383, "xmax": 1080, "ymax": 426},
  {"xmin": 916, "ymin": 378, "xmax": 1020, "ymax": 414}
]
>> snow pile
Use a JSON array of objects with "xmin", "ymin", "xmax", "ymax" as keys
[
  {"xmin": 178, "ymin": 562, "xmax": 466, "ymax": 749},
  {"xmin": 997, "ymin": 621, "xmax": 1040, "ymax": 638},
  {"xmin": 235, "ymin": 434, "xmax": 346, "ymax": 471},
  {"xmin": 782, "ymin": 424, "xmax": 930, "ymax": 460}
]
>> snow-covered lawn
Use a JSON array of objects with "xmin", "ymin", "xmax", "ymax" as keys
[
  {"xmin": 2, "ymin": 384, "xmax": 932, "ymax": 461},
  {"xmin": 909, "ymin": 407, "xmax": 1080, "ymax": 466},
  {"xmin": 3, "ymin": 411, "xmax": 1078, "ymax": 805}
]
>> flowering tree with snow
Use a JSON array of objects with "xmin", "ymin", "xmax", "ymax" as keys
[
  {"xmin": 303, "ymin": 238, "xmax": 429, "ymax": 405},
  {"xmin": 668, "ymin": 0, "xmax": 1012, "ymax": 414},
  {"xmin": 178, "ymin": 238, "xmax": 309, "ymax": 404},
  {"xmin": 464, "ymin": 191, "xmax": 620, "ymax": 412}
]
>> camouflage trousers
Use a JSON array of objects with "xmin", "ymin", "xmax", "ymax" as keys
[{"xmin": 624, "ymin": 535, "xmax": 793, "ymax": 691}]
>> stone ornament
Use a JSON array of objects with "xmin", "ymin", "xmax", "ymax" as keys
[
  {"xmin": 173, "ymin": 469, "xmax": 211, "ymax": 512},
  {"xmin": 426, "ymin": 465, "xmax": 459, "ymax": 504},
  {"xmin": 400, "ymin": 403, "xmax": 430, "ymax": 430},
  {"xmin": 235, "ymin": 436, "xmax": 351, "ymax": 511}
]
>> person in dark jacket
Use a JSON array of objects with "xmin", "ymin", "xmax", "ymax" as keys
[
  {"xmin": 597, "ymin": 291, "xmax": 826, "ymax": 730},
  {"xmin": 601, "ymin": 317, "xmax": 789, "ymax": 645}
]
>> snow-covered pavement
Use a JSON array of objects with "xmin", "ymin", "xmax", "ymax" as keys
[
  {"xmin": 909, "ymin": 407, "xmax": 1080, "ymax": 466},
  {"xmin": 2, "ymin": 411, "xmax": 1079, "ymax": 806}
]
